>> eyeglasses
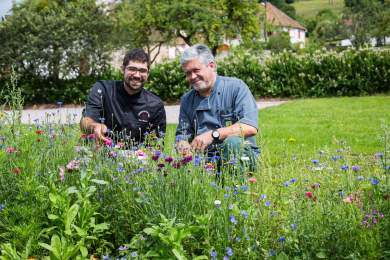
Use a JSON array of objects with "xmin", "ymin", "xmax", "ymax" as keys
[{"xmin": 125, "ymin": 66, "xmax": 149, "ymax": 75}]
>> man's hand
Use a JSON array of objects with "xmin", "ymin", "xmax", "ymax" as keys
[
  {"xmin": 90, "ymin": 122, "xmax": 108, "ymax": 142},
  {"xmin": 191, "ymin": 130, "xmax": 213, "ymax": 152},
  {"xmin": 176, "ymin": 140, "xmax": 193, "ymax": 156}
]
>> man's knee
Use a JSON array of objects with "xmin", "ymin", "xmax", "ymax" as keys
[{"xmin": 223, "ymin": 136, "xmax": 242, "ymax": 151}]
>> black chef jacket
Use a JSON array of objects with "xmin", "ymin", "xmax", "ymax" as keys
[{"xmin": 83, "ymin": 80, "xmax": 166, "ymax": 144}]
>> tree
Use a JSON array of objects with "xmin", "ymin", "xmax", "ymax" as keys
[
  {"xmin": 342, "ymin": 0, "xmax": 389, "ymax": 47},
  {"xmin": 0, "ymin": 0, "xmax": 115, "ymax": 80},
  {"xmin": 115, "ymin": 0, "xmax": 261, "ymax": 59}
]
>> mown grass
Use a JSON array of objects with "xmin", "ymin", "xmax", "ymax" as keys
[
  {"xmin": 166, "ymin": 95, "xmax": 390, "ymax": 158},
  {"xmin": 292, "ymin": 0, "xmax": 345, "ymax": 18}
]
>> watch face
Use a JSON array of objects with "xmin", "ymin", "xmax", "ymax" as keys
[{"xmin": 212, "ymin": 130, "xmax": 219, "ymax": 139}]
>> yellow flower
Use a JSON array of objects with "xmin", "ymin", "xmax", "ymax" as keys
[{"xmin": 288, "ymin": 137, "xmax": 296, "ymax": 144}]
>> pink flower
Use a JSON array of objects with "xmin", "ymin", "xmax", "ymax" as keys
[
  {"xmin": 343, "ymin": 196, "xmax": 353, "ymax": 203},
  {"xmin": 104, "ymin": 138, "xmax": 113, "ymax": 147},
  {"xmin": 248, "ymin": 177, "xmax": 257, "ymax": 183},
  {"xmin": 6, "ymin": 147, "xmax": 17, "ymax": 153},
  {"xmin": 66, "ymin": 159, "xmax": 80, "ymax": 172},
  {"xmin": 305, "ymin": 191, "xmax": 313, "ymax": 199},
  {"xmin": 12, "ymin": 167, "xmax": 22, "ymax": 175},
  {"xmin": 59, "ymin": 167, "xmax": 65, "ymax": 182},
  {"xmin": 136, "ymin": 150, "xmax": 147, "ymax": 160}
]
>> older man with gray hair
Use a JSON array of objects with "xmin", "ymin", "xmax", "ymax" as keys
[{"xmin": 176, "ymin": 44, "xmax": 260, "ymax": 170}]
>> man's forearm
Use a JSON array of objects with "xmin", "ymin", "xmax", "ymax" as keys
[{"xmin": 217, "ymin": 122, "xmax": 257, "ymax": 141}]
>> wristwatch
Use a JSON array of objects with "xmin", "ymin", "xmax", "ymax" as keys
[{"xmin": 211, "ymin": 130, "xmax": 220, "ymax": 142}]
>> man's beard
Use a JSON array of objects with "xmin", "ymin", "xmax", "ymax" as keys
[{"xmin": 192, "ymin": 80, "xmax": 210, "ymax": 92}]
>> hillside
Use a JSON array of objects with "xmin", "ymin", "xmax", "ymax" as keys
[{"xmin": 292, "ymin": 0, "xmax": 345, "ymax": 18}]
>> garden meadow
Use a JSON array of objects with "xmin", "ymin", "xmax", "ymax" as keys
[{"xmin": 0, "ymin": 94, "xmax": 389, "ymax": 259}]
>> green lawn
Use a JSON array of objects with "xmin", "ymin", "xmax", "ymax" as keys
[
  {"xmin": 292, "ymin": 0, "xmax": 345, "ymax": 18},
  {"xmin": 166, "ymin": 96, "xmax": 390, "ymax": 158}
]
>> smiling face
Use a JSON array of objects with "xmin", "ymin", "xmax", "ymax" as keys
[
  {"xmin": 122, "ymin": 61, "xmax": 149, "ymax": 95},
  {"xmin": 182, "ymin": 58, "xmax": 217, "ymax": 96}
]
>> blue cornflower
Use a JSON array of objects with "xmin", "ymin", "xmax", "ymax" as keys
[
  {"xmin": 0, "ymin": 204, "xmax": 5, "ymax": 212},
  {"xmin": 265, "ymin": 201, "xmax": 271, "ymax": 207},
  {"xmin": 356, "ymin": 176, "xmax": 364, "ymax": 181},
  {"xmin": 241, "ymin": 210, "xmax": 249, "ymax": 219},
  {"xmin": 210, "ymin": 249, "xmax": 218, "ymax": 258},
  {"xmin": 291, "ymin": 223, "xmax": 298, "ymax": 231},
  {"xmin": 210, "ymin": 182, "xmax": 217, "ymax": 188},
  {"xmin": 385, "ymin": 165, "xmax": 390, "ymax": 170},
  {"xmin": 371, "ymin": 178, "xmax": 380, "ymax": 185},
  {"xmin": 261, "ymin": 194, "xmax": 267, "ymax": 200},
  {"xmin": 283, "ymin": 181, "xmax": 290, "ymax": 187},
  {"xmin": 341, "ymin": 165, "xmax": 349, "ymax": 171},
  {"xmin": 229, "ymin": 214, "xmax": 238, "ymax": 225},
  {"xmin": 224, "ymin": 193, "xmax": 230, "ymax": 199},
  {"xmin": 229, "ymin": 204, "xmax": 234, "ymax": 210},
  {"xmin": 226, "ymin": 247, "xmax": 233, "ymax": 257},
  {"xmin": 290, "ymin": 178, "xmax": 297, "ymax": 183},
  {"xmin": 311, "ymin": 159, "xmax": 319, "ymax": 165},
  {"xmin": 235, "ymin": 236, "xmax": 241, "ymax": 242},
  {"xmin": 117, "ymin": 162, "xmax": 124, "ymax": 173},
  {"xmin": 103, "ymin": 256, "xmax": 110, "ymax": 260},
  {"xmin": 278, "ymin": 236, "xmax": 286, "ymax": 242},
  {"xmin": 210, "ymin": 155, "xmax": 220, "ymax": 162},
  {"xmin": 338, "ymin": 190, "xmax": 345, "ymax": 197},
  {"xmin": 240, "ymin": 185, "xmax": 249, "ymax": 192},
  {"xmin": 331, "ymin": 155, "xmax": 342, "ymax": 161},
  {"xmin": 194, "ymin": 155, "xmax": 201, "ymax": 166},
  {"xmin": 130, "ymin": 252, "xmax": 138, "ymax": 258}
]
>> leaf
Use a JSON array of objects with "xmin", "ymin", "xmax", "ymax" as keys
[
  {"xmin": 91, "ymin": 179, "xmax": 108, "ymax": 185},
  {"xmin": 316, "ymin": 251, "xmax": 327, "ymax": 259},
  {"xmin": 50, "ymin": 235, "xmax": 62, "ymax": 260},
  {"xmin": 49, "ymin": 193, "xmax": 58, "ymax": 204},
  {"xmin": 172, "ymin": 248, "xmax": 187, "ymax": 260},
  {"xmin": 80, "ymin": 246, "xmax": 88, "ymax": 257},
  {"xmin": 65, "ymin": 204, "xmax": 79, "ymax": 235},
  {"xmin": 48, "ymin": 214, "xmax": 59, "ymax": 220},
  {"xmin": 66, "ymin": 186, "xmax": 78, "ymax": 194}
]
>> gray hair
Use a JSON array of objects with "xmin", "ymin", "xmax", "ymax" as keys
[{"xmin": 180, "ymin": 44, "xmax": 215, "ymax": 66}]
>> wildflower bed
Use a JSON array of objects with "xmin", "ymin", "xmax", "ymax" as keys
[{"xmin": 0, "ymin": 97, "xmax": 389, "ymax": 259}]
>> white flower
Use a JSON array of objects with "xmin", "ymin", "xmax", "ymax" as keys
[{"xmin": 214, "ymin": 200, "xmax": 221, "ymax": 208}]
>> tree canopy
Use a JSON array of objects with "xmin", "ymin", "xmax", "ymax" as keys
[{"xmin": 0, "ymin": 0, "xmax": 115, "ymax": 79}]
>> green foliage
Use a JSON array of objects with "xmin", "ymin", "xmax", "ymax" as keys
[
  {"xmin": 146, "ymin": 48, "xmax": 390, "ymax": 99},
  {"xmin": 266, "ymin": 32, "xmax": 293, "ymax": 52},
  {"xmin": 145, "ymin": 59, "xmax": 188, "ymax": 102},
  {"xmin": 0, "ymin": 96, "xmax": 390, "ymax": 258},
  {"xmin": 115, "ymin": 0, "xmax": 261, "ymax": 56},
  {"xmin": 0, "ymin": 0, "xmax": 115, "ymax": 80}
]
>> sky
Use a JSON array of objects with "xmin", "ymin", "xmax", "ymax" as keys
[{"xmin": 0, "ymin": 0, "xmax": 21, "ymax": 18}]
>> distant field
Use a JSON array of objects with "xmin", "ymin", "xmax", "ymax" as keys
[{"xmin": 292, "ymin": 0, "xmax": 345, "ymax": 18}]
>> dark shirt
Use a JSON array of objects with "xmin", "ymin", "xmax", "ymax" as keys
[{"xmin": 83, "ymin": 80, "xmax": 166, "ymax": 144}]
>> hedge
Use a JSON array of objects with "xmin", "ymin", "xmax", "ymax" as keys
[{"xmin": 1, "ymin": 48, "xmax": 389, "ymax": 104}]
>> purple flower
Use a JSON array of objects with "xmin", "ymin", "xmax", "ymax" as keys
[
  {"xmin": 229, "ymin": 214, "xmax": 238, "ymax": 225},
  {"xmin": 130, "ymin": 251, "xmax": 138, "ymax": 258},
  {"xmin": 331, "ymin": 155, "xmax": 342, "ymax": 161},
  {"xmin": 265, "ymin": 201, "xmax": 271, "ymax": 207},
  {"xmin": 164, "ymin": 156, "xmax": 173, "ymax": 163},
  {"xmin": 375, "ymin": 152, "xmax": 384, "ymax": 158},
  {"xmin": 283, "ymin": 181, "xmax": 290, "ymax": 187},
  {"xmin": 384, "ymin": 165, "xmax": 390, "ymax": 170},
  {"xmin": 291, "ymin": 223, "xmax": 298, "ymax": 231},
  {"xmin": 118, "ymin": 245, "xmax": 128, "ymax": 251},
  {"xmin": 261, "ymin": 194, "xmax": 267, "ymax": 200},
  {"xmin": 311, "ymin": 159, "xmax": 320, "ymax": 165},
  {"xmin": 240, "ymin": 185, "xmax": 249, "ymax": 192},
  {"xmin": 241, "ymin": 210, "xmax": 249, "ymax": 219},
  {"xmin": 290, "ymin": 178, "xmax": 297, "ymax": 183},
  {"xmin": 351, "ymin": 165, "xmax": 360, "ymax": 172},
  {"xmin": 226, "ymin": 247, "xmax": 233, "ymax": 257},
  {"xmin": 341, "ymin": 165, "xmax": 349, "ymax": 171},
  {"xmin": 278, "ymin": 236, "xmax": 286, "ymax": 242},
  {"xmin": 210, "ymin": 249, "xmax": 218, "ymax": 258}
]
